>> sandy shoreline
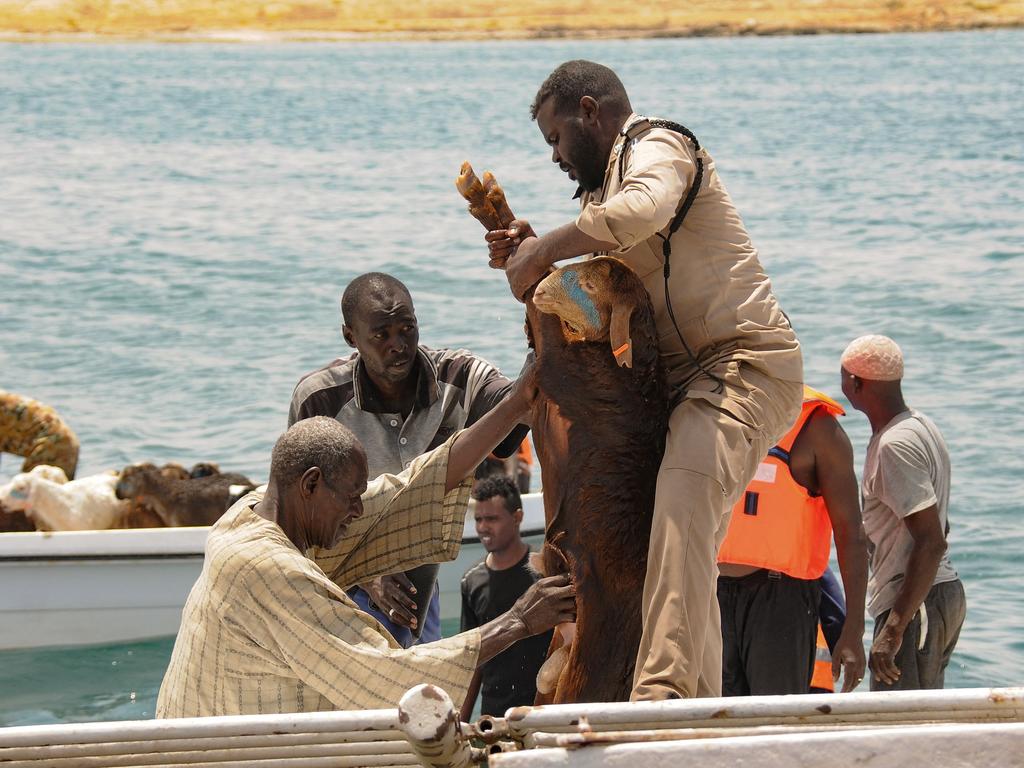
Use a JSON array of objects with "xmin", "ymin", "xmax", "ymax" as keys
[
  {"xmin": 1, "ymin": 23, "xmax": 1022, "ymax": 45},
  {"xmin": 0, "ymin": 0, "xmax": 1021, "ymax": 43}
]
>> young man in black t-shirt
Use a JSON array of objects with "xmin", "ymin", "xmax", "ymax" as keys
[{"xmin": 460, "ymin": 476, "xmax": 552, "ymax": 720}]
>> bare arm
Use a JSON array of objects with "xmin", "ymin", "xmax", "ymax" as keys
[
  {"xmin": 475, "ymin": 574, "xmax": 575, "ymax": 665},
  {"xmin": 459, "ymin": 669, "xmax": 482, "ymax": 722},
  {"xmin": 869, "ymin": 505, "xmax": 947, "ymax": 685},
  {"xmin": 808, "ymin": 413, "xmax": 869, "ymax": 692},
  {"xmin": 444, "ymin": 366, "xmax": 536, "ymax": 492}
]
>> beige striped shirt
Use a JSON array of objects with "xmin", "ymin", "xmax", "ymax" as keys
[{"xmin": 156, "ymin": 436, "xmax": 478, "ymax": 717}]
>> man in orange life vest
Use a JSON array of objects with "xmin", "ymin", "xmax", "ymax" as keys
[{"xmin": 717, "ymin": 386, "xmax": 869, "ymax": 695}]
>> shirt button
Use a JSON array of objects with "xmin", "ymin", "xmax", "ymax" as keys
[
  {"xmin": 400, "ymin": 437, "xmax": 408, "ymax": 445},
  {"xmin": 390, "ymin": 419, "xmax": 398, "ymax": 427}
]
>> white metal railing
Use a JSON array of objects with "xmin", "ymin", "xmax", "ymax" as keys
[
  {"xmin": 499, "ymin": 685, "xmax": 1024, "ymax": 738},
  {"xmin": 0, "ymin": 685, "xmax": 475, "ymax": 768},
  {"xmin": 478, "ymin": 686, "xmax": 1024, "ymax": 767},
  {"xmin": 1, "ymin": 686, "xmax": 1021, "ymax": 767}
]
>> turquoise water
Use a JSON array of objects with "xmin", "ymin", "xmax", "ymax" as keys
[{"xmin": 1, "ymin": 31, "xmax": 1022, "ymax": 724}]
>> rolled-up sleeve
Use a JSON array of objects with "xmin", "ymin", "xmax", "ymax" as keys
[{"xmin": 576, "ymin": 131, "xmax": 696, "ymax": 250}]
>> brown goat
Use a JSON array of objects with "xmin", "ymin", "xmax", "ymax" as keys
[
  {"xmin": 115, "ymin": 464, "xmax": 255, "ymax": 527},
  {"xmin": 114, "ymin": 463, "xmax": 193, "ymax": 529},
  {"xmin": 0, "ymin": 501, "xmax": 36, "ymax": 532},
  {"xmin": 526, "ymin": 256, "xmax": 667, "ymax": 703}
]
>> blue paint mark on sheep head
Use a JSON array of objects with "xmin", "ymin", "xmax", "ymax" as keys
[
  {"xmin": 533, "ymin": 264, "xmax": 608, "ymax": 342},
  {"xmin": 0, "ymin": 475, "xmax": 32, "ymax": 511},
  {"xmin": 561, "ymin": 268, "xmax": 601, "ymax": 330}
]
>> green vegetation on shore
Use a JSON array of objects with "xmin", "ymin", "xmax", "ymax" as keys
[{"xmin": 0, "ymin": 0, "xmax": 1022, "ymax": 40}]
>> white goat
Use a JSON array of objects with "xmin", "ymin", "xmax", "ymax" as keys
[
  {"xmin": 0, "ymin": 467, "xmax": 127, "ymax": 531},
  {"xmin": 0, "ymin": 464, "xmax": 69, "ymax": 511}
]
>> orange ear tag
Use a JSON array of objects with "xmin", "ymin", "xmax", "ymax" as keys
[{"xmin": 612, "ymin": 342, "xmax": 631, "ymax": 359}]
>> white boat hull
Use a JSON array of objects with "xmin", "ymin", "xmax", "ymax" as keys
[{"xmin": 0, "ymin": 493, "xmax": 546, "ymax": 650}]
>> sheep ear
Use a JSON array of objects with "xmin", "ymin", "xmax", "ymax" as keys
[{"xmin": 609, "ymin": 301, "xmax": 634, "ymax": 368}]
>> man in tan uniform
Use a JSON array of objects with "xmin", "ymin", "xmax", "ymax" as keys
[
  {"xmin": 486, "ymin": 60, "xmax": 803, "ymax": 699},
  {"xmin": 157, "ymin": 379, "xmax": 575, "ymax": 717}
]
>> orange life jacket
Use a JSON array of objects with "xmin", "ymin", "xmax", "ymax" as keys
[
  {"xmin": 517, "ymin": 437, "xmax": 533, "ymax": 467},
  {"xmin": 718, "ymin": 387, "xmax": 844, "ymax": 580},
  {"xmin": 810, "ymin": 623, "xmax": 835, "ymax": 692}
]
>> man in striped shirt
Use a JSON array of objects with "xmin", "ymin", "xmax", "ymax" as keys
[
  {"xmin": 289, "ymin": 273, "xmax": 528, "ymax": 647},
  {"xmin": 157, "ymin": 387, "xmax": 573, "ymax": 717}
]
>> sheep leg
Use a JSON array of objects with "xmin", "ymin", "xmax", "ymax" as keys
[
  {"xmin": 455, "ymin": 162, "xmax": 503, "ymax": 231},
  {"xmin": 481, "ymin": 171, "xmax": 517, "ymax": 229},
  {"xmin": 555, "ymin": 598, "xmax": 639, "ymax": 703}
]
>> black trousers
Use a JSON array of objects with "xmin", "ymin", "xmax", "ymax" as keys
[{"xmin": 718, "ymin": 569, "xmax": 821, "ymax": 696}]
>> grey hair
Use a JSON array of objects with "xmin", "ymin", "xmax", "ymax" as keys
[{"xmin": 270, "ymin": 417, "xmax": 363, "ymax": 490}]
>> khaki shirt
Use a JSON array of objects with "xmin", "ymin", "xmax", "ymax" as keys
[
  {"xmin": 156, "ymin": 436, "xmax": 478, "ymax": 718},
  {"xmin": 576, "ymin": 113, "xmax": 803, "ymax": 398}
]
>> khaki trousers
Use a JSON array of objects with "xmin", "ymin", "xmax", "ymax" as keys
[{"xmin": 632, "ymin": 363, "xmax": 802, "ymax": 700}]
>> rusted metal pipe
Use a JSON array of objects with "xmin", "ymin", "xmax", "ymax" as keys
[
  {"xmin": 523, "ymin": 722, "xmax": 919, "ymax": 748},
  {"xmin": 398, "ymin": 684, "xmax": 475, "ymax": 768},
  {"xmin": 468, "ymin": 714, "xmax": 512, "ymax": 744}
]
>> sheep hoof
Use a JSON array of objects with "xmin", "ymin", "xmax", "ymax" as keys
[{"xmin": 536, "ymin": 645, "xmax": 570, "ymax": 695}]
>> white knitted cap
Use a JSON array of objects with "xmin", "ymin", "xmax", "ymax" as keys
[{"xmin": 841, "ymin": 335, "xmax": 904, "ymax": 381}]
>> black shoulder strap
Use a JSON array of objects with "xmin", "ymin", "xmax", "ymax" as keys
[
  {"xmin": 650, "ymin": 119, "xmax": 703, "ymax": 253},
  {"xmin": 618, "ymin": 118, "xmax": 704, "ymax": 261},
  {"xmin": 618, "ymin": 117, "xmax": 723, "ymax": 394}
]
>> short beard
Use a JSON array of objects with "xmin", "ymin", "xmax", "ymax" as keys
[{"xmin": 570, "ymin": 121, "xmax": 608, "ymax": 193}]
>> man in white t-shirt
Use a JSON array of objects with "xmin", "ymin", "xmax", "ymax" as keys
[{"xmin": 840, "ymin": 335, "xmax": 965, "ymax": 690}]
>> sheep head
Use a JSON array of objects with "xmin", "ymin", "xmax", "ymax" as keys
[
  {"xmin": 0, "ymin": 465, "xmax": 69, "ymax": 511},
  {"xmin": 189, "ymin": 462, "xmax": 220, "ymax": 479},
  {"xmin": 0, "ymin": 474, "xmax": 33, "ymax": 511},
  {"xmin": 116, "ymin": 463, "xmax": 159, "ymax": 500},
  {"xmin": 160, "ymin": 462, "xmax": 190, "ymax": 481},
  {"xmin": 532, "ymin": 257, "xmax": 643, "ymax": 368}
]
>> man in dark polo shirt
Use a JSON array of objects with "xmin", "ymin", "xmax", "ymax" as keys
[
  {"xmin": 289, "ymin": 272, "xmax": 528, "ymax": 647},
  {"xmin": 460, "ymin": 476, "xmax": 552, "ymax": 718}
]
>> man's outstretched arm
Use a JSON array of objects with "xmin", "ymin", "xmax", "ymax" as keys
[{"xmin": 810, "ymin": 412, "xmax": 869, "ymax": 692}]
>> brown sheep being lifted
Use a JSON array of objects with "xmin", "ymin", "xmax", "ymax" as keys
[{"xmin": 526, "ymin": 256, "xmax": 668, "ymax": 703}]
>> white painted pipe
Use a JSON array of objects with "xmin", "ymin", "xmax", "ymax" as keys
[
  {"xmin": 0, "ymin": 709, "xmax": 401, "ymax": 749},
  {"xmin": 515, "ymin": 705, "xmax": 1024, "ymax": 742},
  {"xmin": 0, "ymin": 730, "xmax": 405, "ymax": 761},
  {"xmin": 1, "ymin": 740, "xmax": 416, "ymax": 767},
  {"xmin": 397, "ymin": 684, "xmax": 474, "ymax": 768},
  {"xmin": 505, "ymin": 687, "xmax": 1024, "ymax": 737},
  {"xmin": 523, "ymin": 721, "xmax": 930, "ymax": 748},
  {"xmin": 1, "ymin": 757, "xmax": 418, "ymax": 768}
]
